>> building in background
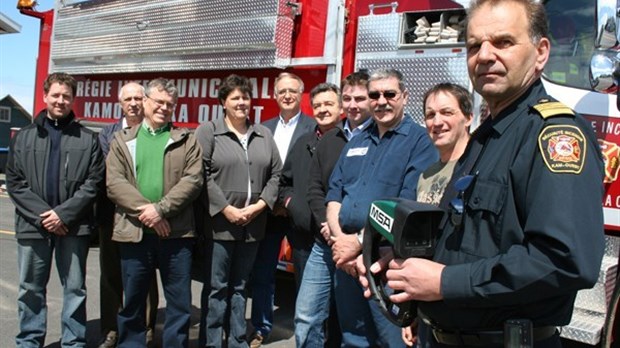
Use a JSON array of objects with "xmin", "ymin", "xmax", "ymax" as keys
[
  {"xmin": 0, "ymin": 95, "xmax": 31, "ymax": 172},
  {"xmin": 0, "ymin": 11, "xmax": 24, "ymax": 174}
]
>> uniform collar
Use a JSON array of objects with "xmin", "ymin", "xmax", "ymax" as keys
[{"xmin": 490, "ymin": 79, "xmax": 546, "ymax": 136}]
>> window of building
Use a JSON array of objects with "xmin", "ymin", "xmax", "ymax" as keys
[{"xmin": 0, "ymin": 107, "xmax": 10, "ymax": 123}]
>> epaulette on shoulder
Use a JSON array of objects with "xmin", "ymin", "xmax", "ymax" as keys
[{"xmin": 531, "ymin": 98, "xmax": 575, "ymax": 119}]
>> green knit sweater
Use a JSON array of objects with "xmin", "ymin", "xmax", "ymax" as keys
[{"xmin": 136, "ymin": 124, "xmax": 170, "ymax": 233}]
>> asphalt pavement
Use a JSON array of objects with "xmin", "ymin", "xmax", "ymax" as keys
[{"xmin": 0, "ymin": 180, "xmax": 296, "ymax": 348}]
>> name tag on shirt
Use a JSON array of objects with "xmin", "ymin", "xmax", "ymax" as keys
[{"xmin": 347, "ymin": 147, "xmax": 368, "ymax": 157}]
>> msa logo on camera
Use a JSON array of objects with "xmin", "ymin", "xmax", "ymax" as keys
[{"xmin": 369, "ymin": 203, "xmax": 393, "ymax": 233}]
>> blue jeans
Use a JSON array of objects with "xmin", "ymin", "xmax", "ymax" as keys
[
  {"xmin": 334, "ymin": 269, "xmax": 405, "ymax": 348},
  {"xmin": 98, "ymin": 224, "xmax": 159, "ymax": 338},
  {"xmin": 16, "ymin": 236, "xmax": 89, "ymax": 348},
  {"xmin": 250, "ymin": 229, "xmax": 285, "ymax": 336},
  {"xmin": 118, "ymin": 234, "xmax": 194, "ymax": 348},
  {"xmin": 201, "ymin": 240, "xmax": 259, "ymax": 348},
  {"xmin": 294, "ymin": 242, "xmax": 336, "ymax": 347}
]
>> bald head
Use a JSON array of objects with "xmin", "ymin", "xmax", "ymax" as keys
[{"xmin": 118, "ymin": 82, "xmax": 145, "ymax": 126}]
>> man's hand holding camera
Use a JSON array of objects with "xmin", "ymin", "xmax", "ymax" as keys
[{"xmin": 356, "ymin": 252, "xmax": 445, "ymax": 302}]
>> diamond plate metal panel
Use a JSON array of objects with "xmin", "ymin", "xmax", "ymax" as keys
[
  {"xmin": 574, "ymin": 256, "xmax": 618, "ymax": 313},
  {"xmin": 604, "ymin": 235, "xmax": 620, "ymax": 258},
  {"xmin": 560, "ymin": 309, "xmax": 606, "ymax": 345},
  {"xmin": 357, "ymin": 12, "xmax": 401, "ymax": 53},
  {"xmin": 50, "ymin": 0, "xmax": 293, "ymax": 74},
  {"xmin": 357, "ymin": 51, "xmax": 469, "ymax": 125},
  {"xmin": 562, "ymin": 236, "xmax": 619, "ymax": 345}
]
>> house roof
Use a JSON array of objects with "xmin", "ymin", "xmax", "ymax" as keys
[
  {"xmin": 0, "ymin": 12, "xmax": 21, "ymax": 35},
  {"xmin": 1, "ymin": 95, "xmax": 32, "ymax": 121}
]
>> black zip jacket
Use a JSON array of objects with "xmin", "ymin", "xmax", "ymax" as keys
[{"xmin": 6, "ymin": 110, "xmax": 105, "ymax": 239}]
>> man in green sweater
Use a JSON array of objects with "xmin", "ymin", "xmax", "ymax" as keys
[{"xmin": 106, "ymin": 78, "xmax": 203, "ymax": 348}]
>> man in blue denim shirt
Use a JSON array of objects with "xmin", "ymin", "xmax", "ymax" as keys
[{"xmin": 326, "ymin": 68, "xmax": 438, "ymax": 347}]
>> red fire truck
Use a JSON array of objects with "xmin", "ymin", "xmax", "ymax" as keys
[{"xmin": 19, "ymin": 0, "xmax": 619, "ymax": 345}]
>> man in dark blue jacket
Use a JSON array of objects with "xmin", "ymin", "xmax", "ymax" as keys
[{"xmin": 7, "ymin": 72, "xmax": 104, "ymax": 348}]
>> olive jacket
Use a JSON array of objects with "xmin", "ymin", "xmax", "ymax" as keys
[{"xmin": 106, "ymin": 124, "xmax": 203, "ymax": 242}]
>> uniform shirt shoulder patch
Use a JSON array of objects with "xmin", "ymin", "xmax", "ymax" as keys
[
  {"xmin": 532, "ymin": 100, "xmax": 575, "ymax": 119},
  {"xmin": 538, "ymin": 125, "xmax": 586, "ymax": 174}
]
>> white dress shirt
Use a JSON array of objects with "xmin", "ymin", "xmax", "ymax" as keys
[{"xmin": 273, "ymin": 112, "xmax": 301, "ymax": 163}]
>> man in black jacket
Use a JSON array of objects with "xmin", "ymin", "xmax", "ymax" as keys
[
  {"xmin": 294, "ymin": 72, "xmax": 373, "ymax": 347},
  {"xmin": 279, "ymin": 82, "xmax": 344, "ymax": 283},
  {"xmin": 7, "ymin": 72, "xmax": 104, "ymax": 348}
]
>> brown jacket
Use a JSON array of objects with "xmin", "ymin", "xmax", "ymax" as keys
[{"xmin": 106, "ymin": 124, "xmax": 203, "ymax": 242}]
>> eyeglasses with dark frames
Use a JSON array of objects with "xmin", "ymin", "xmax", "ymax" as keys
[{"xmin": 368, "ymin": 90, "xmax": 400, "ymax": 100}]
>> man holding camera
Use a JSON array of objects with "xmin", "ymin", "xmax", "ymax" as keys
[
  {"xmin": 359, "ymin": 1, "xmax": 605, "ymax": 347},
  {"xmin": 327, "ymin": 68, "xmax": 437, "ymax": 347}
]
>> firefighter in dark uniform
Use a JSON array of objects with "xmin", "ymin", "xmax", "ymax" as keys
[{"xmin": 357, "ymin": 1, "xmax": 606, "ymax": 347}]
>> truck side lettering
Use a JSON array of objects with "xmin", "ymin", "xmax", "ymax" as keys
[
  {"xmin": 76, "ymin": 80, "xmax": 112, "ymax": 98},
  {"xmin": 83, "ymin": 102, "xmax": 121, "ymax": 119}
]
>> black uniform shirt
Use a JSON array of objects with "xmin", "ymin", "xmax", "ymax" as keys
[{"xmin": 419, "ymin": 79, "xmax": 606, "ymax": 330}]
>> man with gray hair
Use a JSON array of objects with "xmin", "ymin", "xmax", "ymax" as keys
[
  {"xmin": 96, "ymin": 81, "xmax": 159, "ymax": 348},
  {"xmin": 106, "ymin": 78, "xmax": 203, "ymax": 347},
  {"xmin": 249, "ymin": 72, "xmax": 316, "ymax": 348},
  {"xmin": 326, "ymin": 68, "xmax": 438, "ymax": 347},
  {"xmin": 359, "ymin": 1, "xmax": 605, "ymax": 347}
]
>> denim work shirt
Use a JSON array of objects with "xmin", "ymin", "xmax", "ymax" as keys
[{"xmin": 325, "ymin": 115, "xmax": 438, "ymax": 233}]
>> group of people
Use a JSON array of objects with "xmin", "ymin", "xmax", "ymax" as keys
[{"xmin": 6, "ymin": 0, "xmax": 606, "ymax": 348}]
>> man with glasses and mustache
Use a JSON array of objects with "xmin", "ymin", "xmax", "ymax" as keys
[
  {"xmin": 106, "ymin": 78, "xmax": 203, "ymax": 348},
  {"xmin": 326, "ymin": 68, "xmax": 438, "ymax": 347},
  {"xmin": 358, "ymin": 1, "xmax": 605, "ymax": 347}
]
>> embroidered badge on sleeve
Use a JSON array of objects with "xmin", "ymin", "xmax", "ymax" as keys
[{"xmin": 538, "ymin": 125, "xmax": 586, "ymax": 174}]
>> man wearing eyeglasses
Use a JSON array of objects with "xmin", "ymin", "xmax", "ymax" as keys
[
  {"xmin": 326, "ymin": 68, "xmax": 438, "ymax": 347},
  {"xmin": 96, "ymin": 82, "xmax": 159, "ymax": 348},
  {"xmin": 359, "ymin": 1, "xmax": 605, "ymax": 347},
  {"xmin": 249, "ymin": 72, "xmax": 316, "ymax": 348},
  {"xmin": 106, "ymin": 78, "xmax": 203, "ymax": 347}
]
